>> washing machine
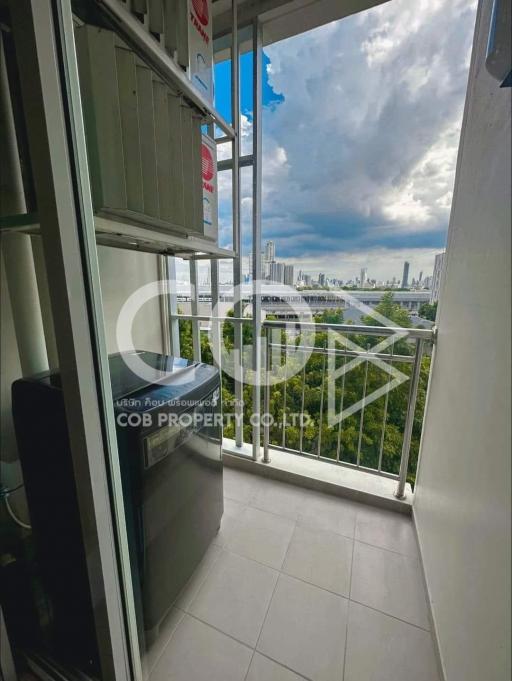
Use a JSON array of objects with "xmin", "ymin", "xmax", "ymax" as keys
[{"xmin": 11, "ymin": 351, "xmax": 223, "ymax": 672}]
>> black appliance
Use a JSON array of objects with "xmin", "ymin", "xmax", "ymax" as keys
[{"xmin": 11, "ymin": 351, "xmax": 223, "ymax": 673}]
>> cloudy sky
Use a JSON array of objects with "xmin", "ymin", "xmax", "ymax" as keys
[{"xmin": 210, "ymin": 0, "xmax": 477, "ymax": 284}]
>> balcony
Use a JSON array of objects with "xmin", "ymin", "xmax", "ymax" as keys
[
  {"xmin": 0, "ymin": 0, "xmax": 509, "ymax": 679},
  {"xmin": 143, "ymin": 466, "xmax": 439, "ymax": 681},
  {"xmin": 134, "ymin": 316, "xmax": 436, "ymax": 680},
  {"xmin": 174, "ymin": 317, "xmax": 432, "ymax": 504}
]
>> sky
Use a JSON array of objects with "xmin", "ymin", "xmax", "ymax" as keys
[{"xmin": 209, "ymin": 0, "xmax": 477, "ymax": 284}]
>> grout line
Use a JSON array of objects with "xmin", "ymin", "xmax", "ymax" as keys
[
  {"xmin": 274, "ymin": 564, "xmax": 351, "ymax": 601},
  {"xmin": 242, "ymin": 650, "xmax": 256, "ymax": 680},
  {"xmin": 348, "ymin": 598, "xmax": 432, "ymax": 633},
  {"xmin": 145, "ymin": 606, "xmax": 186, "ymax": 676},
  {"xmin": 242, "ymin": 569, "xmax": 281, "ymax": 681},
  {"xmin": 248, "ymin": 520, "xmax": 297, "ymax": 671},
  {"xmin": 219, "ymin": 540, "xmax": 430, "ymax": 635},
  {"xmin": 353, "ymin": 536, "xmax": 420, "ymax": 560},
  {"xmin": 245, "ymin": 501, "xmax": 302, "ymax": 525},
  {"xmin": 255, "ymin": 651, "xmax": 315, "ymax": 681},
  {"xmin": 184, "ymin": 610, "xmax": 254, "ymax": 650},
  {"xmin": 341, "ymin": 539, "xmax": 357, "ymax": 681},
  {"xmin": 294, "ymin": 516, "xmax": 356, "ymax": 542}
]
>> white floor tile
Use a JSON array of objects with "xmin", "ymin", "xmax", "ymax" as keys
[
  {"xmin": 351, "ymin": 541, "xmax": 430, "ymax": 629},
  {"xmin": 188, "ymin": 551, "xmax": 278, "ymax": 647},
  {"xmin": 282, "ymin": 524, "xmax": 353, "ymax": 596},
  {"xmin": 150, "ymin": 614, "xmax": 252, "ymax": 681},
  {"xmin": 246, "ymin": 653, "xmax": 308, "ymax": 681},
  {"xmin": 223, "ymin": 468, "xmax": 262, "ymax": 504},
  {"xmin": 226, "ymin": 506, "xmax": 295, "ymax": 569},
  {"xmin": 355, "ymin": 506, "xmax": 418, "ymax": 556},
  {"xmin": 250, "ymin": 478, "xmax": 307, "ymax": 520},
  {"xmin": 344, "ymin": 602, "xmax": 440, "ymax": 681},
  {"xmin": 213, "ymin": 501, "xmax": 244, "ymax": 548},
  {"xmin": 257, "ymin": 574, "xmax": 348, "ymax": 681},
  {"xmin": 173, "ymin": 543, "xmax": 222, "ymax": 611},
  {"xmin": 297, "ymin": 490, "xmax": 359, "ymax": 538},
  {"xmin": 143, "ymin": 608, "xmax": 184, "ymax": 677},
  {"xmin": 224, "ymin": 496, "xmax": 247, "ymax": 517}
]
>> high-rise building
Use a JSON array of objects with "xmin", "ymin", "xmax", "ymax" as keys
[
  {"xmin": 430, "ymin": 252, "xmax": 445, "ymax": 303},
  {"xmin": 265, "ymin": 240, "xmax": 275, "ymax": 263},
  {"xmin": 269, "ymin": 261, "xmax": 284, "ymax": 283},
  {"xmin": 318, "ymin": 273, "xmax": 326, "ymax": 286},
  {"xmin": 401, "ymin": 261, "xmax": 410, "ymax": 288},
  {"xmin": 360, "ymin": 267, "xmax": 368, "ymax": 288},
  {"xmin": 283, "ymin": 264, "xmax": 294, "ymax": 286}
]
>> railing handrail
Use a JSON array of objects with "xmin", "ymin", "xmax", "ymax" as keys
[
  {"xmin": 263, "ymin": 319, "xmax": 434, "ymax": 340},
  {"xmin": 171, "ymin": 309, "xmax": 431, "ymax": 497},
  {"xmin": 267, "ymin": 342, "xmax": 416, "ymax": 363},
  {"xmin": 173, "ymin": 312, "xmax": 435, "ymax": 341}
]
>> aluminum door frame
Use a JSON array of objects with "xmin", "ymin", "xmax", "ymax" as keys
[{"xmin": 9, "ymin": 0, "xmax": 141, "ymax": 678}]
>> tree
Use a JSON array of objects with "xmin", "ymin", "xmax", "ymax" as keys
[
  {"xmin": 178, "ymin": 293, "xmax": 431, "ymax": 487},
  {"xmin": 418, "ymin": 301, "xmax": 437, "ymax": 321}
]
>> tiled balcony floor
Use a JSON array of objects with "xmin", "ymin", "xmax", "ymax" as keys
[{"xmin": 145, "ymin": 468, "xmax": 440, "ymax": 681}]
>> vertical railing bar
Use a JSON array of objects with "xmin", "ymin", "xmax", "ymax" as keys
[
  {"xmin": 281, "ymin": 342, "xmax": 288, "ymax": 449},
  {"xmin": 336, "ymin": 354, "xmax": 347, "ymax": 463},
  {"xmin": 317, "ymin": 343, "xmax": 327, "ymax": 458},
  {"xmin": 210, "ymin": 259, "xmax": 221, "ymax": 368},
  {"xmin": 356, "ymin": 346, "xmax": 370, "ymax": 467},
  {"xmin": 189, "ymin": 259, "xmax": 201, "ymax": 362},
  {"xmin": 158, "ymin": 255, "xmax": 171, "ymax": 355},
  {"xmin": 231, "ymin": 0, "xmax": 243, "ymax": 448},
  {"xmin": 263, "ymin": 327, "xmax": 271, "ymax": 462},
  {"xmin": 299, "ymin": 352, "xmax": 306, "ymax": 454},
  {"xmin": 378, "ymin": 340, "xmax": 395, "ymax": 473},
  {"xmin": 251, "ymin": 18, "xmax": 263, "ymax": 461},
  {"xmin": 395, "ymin": 338, "xmax": 424, "ymax": 499},
  {"xmin": 166, "ymin": 256, "xmax": 180, "ymax": 356}
]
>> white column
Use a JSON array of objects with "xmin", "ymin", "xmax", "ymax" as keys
[{"xmin": 2, "ymin": 233, "xmax": 48, "ymax": 376}]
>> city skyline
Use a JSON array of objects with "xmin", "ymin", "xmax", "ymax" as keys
[{"xmin": 182, "ymin": 242, "xmax": 444, "ymax": 290}]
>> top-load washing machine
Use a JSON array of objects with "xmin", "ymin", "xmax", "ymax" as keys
[{"xmin": 11, "ymin": 351, "xmax": 223, "ymax": 673}]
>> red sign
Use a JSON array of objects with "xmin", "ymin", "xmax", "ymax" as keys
[
  {"xmin": 201, "ymin": 143, "xmax": 214, "ymax": 182},
  {"xmin": 192, "ymin": 0, "xmax": 209, "ymax": 26}
]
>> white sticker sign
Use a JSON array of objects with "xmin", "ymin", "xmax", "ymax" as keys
[
  {"xmin": 201, "ymin": 134, "xmax": 217, "ymax": 241},
  {"xmin": 188, "ymin": 0, "xmax": 213, "ymax": 102}
]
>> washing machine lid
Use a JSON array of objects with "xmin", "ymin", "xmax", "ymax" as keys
[
  {"xmin": 109, "ymin": 351, "xmax": 193, "ymax": 400},
  {"xmin": 111, "ymin": 351, "xmax": 219, "ymax": 414}
]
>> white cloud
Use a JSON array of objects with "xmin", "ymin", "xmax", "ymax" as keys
[
  {"xmin": 260, "ymin": 0, "xmax": 476, "ymax": 248},
  {"xmin": 214, "ymin": 0, "xmax": 476, "ymax": 281}
]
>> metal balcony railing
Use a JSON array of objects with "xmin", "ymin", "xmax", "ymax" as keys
[{"xmin": 171, "ymin": 311, "xmax": 434, "ymax": 500}]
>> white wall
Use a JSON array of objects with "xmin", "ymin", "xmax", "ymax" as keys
[
  {"xmin": 97, "ymin": 246, "xmax": 164, "ymax": 355},
  {"xmin": 0, "ymin": 245, "xmax": 163, "ymax": 464},
  {"xmin": 413, "ymin": 2, "xmax": 511, "ymax": 681}
]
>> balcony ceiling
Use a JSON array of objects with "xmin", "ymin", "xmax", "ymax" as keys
[{"xmin": 213, "ymin": 0, "xmax": 389, "ymax": 50}]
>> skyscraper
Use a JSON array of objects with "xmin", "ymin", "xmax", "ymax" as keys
[
  {"xmin": 318, "ymin": 273, "xmax": 326, "ymax": 286},
  {"xmin": 269, "ymin": 262, "xmax": 284, "ymax": 283},
  {"xmin": 430, "ymin": 252, "xmax": 445, "ymax": 303},
  {"xmin": 265, "ymin": 240, "xmax": 275, "ymax": 263},
  {"xmin": 401, "ymin": 261, "xmax": 410, "ymax": 288},
  {"xmin": 360, "ymin": 267, "xmax": 368, "ymax": 288},
  {"xmin": 284, "ymin": 264, "xmax": 294, "ymax": 286}
]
